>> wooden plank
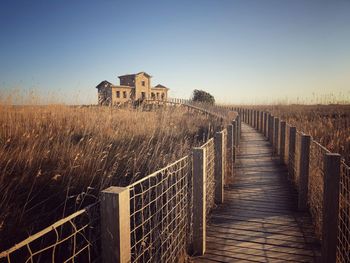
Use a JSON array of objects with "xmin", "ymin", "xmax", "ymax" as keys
[
  {"xmin": 206, "ymin": 235, "xmax": 315, "ymax": 256},
  {"xmin": 205, "ymin": 242, "xmax": 315, "ymax": 262}
]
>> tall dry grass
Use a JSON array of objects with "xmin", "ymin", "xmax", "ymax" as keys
[
  {"xmin": 0, "ymin": 104, "xmax": 223, "ymax": 250},
  {"xmin": 254, "ymin": 104, "xmax": 350, "ymax": 164}
]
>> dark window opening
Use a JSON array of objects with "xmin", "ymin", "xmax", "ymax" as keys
[
  {"xmin": 141, "ymin": 92, "xmax": 146, "ymax": 99},
  {"xmin": 123, "ymin": 91, "xmax": 127, "ymax": 98},
  {"xmin": 161, "ymin": 93, "xmax": 165, "ymax": 100},
  {"xmin": 116, "ymin": 91, "xmax": 120, "ymax": 98},
  {"xmin": 141, "ymin": 81, "xmax": 145, "ymax": 86}
]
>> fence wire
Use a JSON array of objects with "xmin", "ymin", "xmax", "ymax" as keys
[
  {"xmin": 128, "ymin": 156, "xmax": 191, "ymax": 263},
  {"xmin": 0, "ymin": 203, "xmax": 100, "ymax": 263},
  {"xmin": 201, "ymin": 138, "xmax": 216, "ymax": 216},
  {"xmin": 337, "ymin": 161, "xmax": 350, "ymax": 263},
  {"xmin": 308, "ymin": 140, "xmax": 330, "ymax": 239}
]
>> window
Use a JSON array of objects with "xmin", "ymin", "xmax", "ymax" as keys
[
  {"xmin": 141, "ymin": 92, "xmax": 146, "ymax": 99},
  {"xmin": 116, "ymin": 91, "xmax": 120, "ymax": 98},
  {"xmin": 161, "ymin": 93, "xmax": 165, "ymax": 100},
  {"xmin": 156, "ymin": 92, "xmax": 159, "ymax": 99},
  {"xmin": 141, "ymin": 81, "xmax": 145, "ymax": 86},
  {"xmin": 123, "ymin": 91, "xmax": 127, "ymax": 98},
  {"xmin": 151, "ymin": 92, "xmax": 155, "ymax": 99}
]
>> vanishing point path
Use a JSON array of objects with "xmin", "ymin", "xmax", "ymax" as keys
[{"xmin": 194, "ymin": 123, "xmax": 321, "ymax": 263}]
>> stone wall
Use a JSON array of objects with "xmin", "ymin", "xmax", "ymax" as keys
[
  {"xmin": 111, "ymin": 86, "xmax": 133, "ymax": 104},
  {"xmin": 151, "ymin": 88, "xmax": 168, "ymax": 101},
  {"xmin": 134, "ymin": 73, "xmax": 151, "ymax": 100}
]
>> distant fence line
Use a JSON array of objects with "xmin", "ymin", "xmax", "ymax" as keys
[
  {"xmin": 146, "ymin": 98, "xmax": 233, "ymax": 121},
  {"xmin": 0, "ymin": 100, "xmax": 241, "ymax": 263},
  {"xmin": 237, "ymin": 108, "xmax": 350, "ymax": 263}
]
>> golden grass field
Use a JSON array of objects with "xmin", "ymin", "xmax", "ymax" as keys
[
  {"xmin": 0, "ymin": 104, "xmax": 224, "ymax": 250},
  {"xmin": 1, "ymin": 102, "xmax": 349, "ymax": 252},
  {"xmin": 257, "ymin": 104, "xmax": 350, "ymax": 164}
]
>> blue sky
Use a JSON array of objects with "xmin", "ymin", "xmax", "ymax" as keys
[{"xmin": 0, "ymin": 0, "xmax": 349, "ymax": 104}]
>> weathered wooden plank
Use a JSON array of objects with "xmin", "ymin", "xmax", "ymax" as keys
[
  {"xmin": 205, "ymin": 242, "xmax": 315, "ymax": 262},
  {"xmin": 206, "ymin": 236, "xmax": 316, "ymax": 257},
  {"xmin": 203, "ymin": 246, "xmax": 314, "ymax": 262}
]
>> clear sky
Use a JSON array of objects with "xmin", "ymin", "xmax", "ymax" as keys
[{"xmin": 0, "ymin": 0, "xmax": 349, "ymax": 104}]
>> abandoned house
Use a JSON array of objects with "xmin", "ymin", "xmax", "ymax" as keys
[{"xmin": 96, "ymin": 72, "xmax": 169, "ymax": 106}]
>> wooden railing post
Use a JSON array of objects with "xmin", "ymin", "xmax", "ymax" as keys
[
  {"xmin": 298, "ymin": 134, "xmax": 311, "ymax": 211},
  {"xmin": 101, "ymin": 187, "xmax": 131, "ymax": 263},
  {"xmin": 266, "ymin": 113, "xmax": 271, "ymax": 139},
  {"xmin": 280, "ymin": 121, "xmax": 286, "ymax": 163},
  {"xmin": 248, "ymin": 109, "xmax": 250, "ymax": 125},
  {"xmin": 192, "ymin": 147, "xmax": 206, "ymax": 255},
  {"xmin": 274, "ymin": 117, "xmax": 279, "ymax": 155},
  {"xmin": 232, "ymin": 120, "xmax": 238, "ymax": 164},
  {"xmin": 254, "ymin": 110, "xmax": 257, "ymax": 128},
  {"xmin": 264, "ymin": 112, "xmax": 268, "ymax": 137},
  {"xmin": 232, "ymin": 120, "xmax": 237, "ymax": 147},
  {"xmin": 227, "ymin": 124, "xmax": 234, "ymax": 179},
  {"xmin": 250, "ymin": 109, "xmax": 253, "ymax": 126},
  {"xmin": 247, "ymin": 109, "xmax": 250, "ymax": 125},
  {"xmin": 269, "ymin": 114, "xmax": 274, "ymax": 144},
  {"xmin": 288, "ymin": 126, "xmax": 296, "ymax": 180},
  {"xmin": 214, "ymin": 131, "xmax": 224, "ymax": 204},
  {"xmin": 237, "ymin": 115, "xmax": 241, "ymax": 144},
  {"xmin": 322, "ymin": 153, "xmax": 341, "ymax": 263},
  {"xmin": 248, "ymin": 109, "xmax": 252, "ymax": 125},
  {"xmin": 253, "ymin": 110, "xmax": 256, "ymax": 128},
  {"xmin": 260, "ymin": 111, "xmax": 263, "ymax": 133},
  {"xmin": 255, "ymin": 110, "xmax": 258, "ymax": 130}
]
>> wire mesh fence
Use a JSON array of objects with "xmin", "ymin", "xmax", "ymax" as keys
[
  {"xmin": 200, "ymin": 138, "xmax": 216, "ymax": 216},
  {"xmin": 0, "ymin": 203, "xmax": 100, "ymax": 263},
  {"xmin": 308, "ymin": 140, "xmax": 330, "ymax": 239},
  {"xmin": 128, "ymin": 156, "xmax": 192, "ymax": 263},
  {"xmin": 337, "ymin": 161, "xmax": 350, "ymax": 263}
]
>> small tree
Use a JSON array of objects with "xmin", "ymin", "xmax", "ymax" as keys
[{"xmin": 191, "ymin": 89, "xmax": 215, "ymax": 104}]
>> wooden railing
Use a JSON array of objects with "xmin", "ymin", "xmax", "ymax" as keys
[{"xmin": 238, "ymin": 108, "xmax": 349, "ymax": 263}]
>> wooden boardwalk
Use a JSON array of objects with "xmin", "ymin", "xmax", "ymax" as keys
[{"xmin": 194, "ymin": 123, "xmax": 321, "ymax": 263}]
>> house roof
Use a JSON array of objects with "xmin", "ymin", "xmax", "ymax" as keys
[
  {"xmin": 111, "ymin": 85, "xmax": 134, "ymax": 89},
  {"xmin": 96, "ymin": 80, "xmax": 113, "ymax": 88},
  {"xmin": 153, "ymin": 84, "xmax": 169, "ymax": 90},
  {"xmin": 118, "ymin": 72, "xmax": 152, "ymax": 79}
]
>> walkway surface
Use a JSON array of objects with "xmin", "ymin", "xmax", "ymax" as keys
[{"xmin": 194, "ymin": 123, "xmax": 321, "ymax": 263}]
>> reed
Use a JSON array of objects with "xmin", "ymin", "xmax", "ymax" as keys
[
  {"xmin": 253, "ymin": 104, "xmax": 350, "ymax": 164},
  {"xmin": 0, "ymin": 104, "xmax": 223, "ymax": 250}
]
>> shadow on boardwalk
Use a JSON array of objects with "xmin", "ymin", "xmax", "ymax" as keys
[{"xmin": 194, "ymin": 123, "xmax": 321, "ymax": 263}]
